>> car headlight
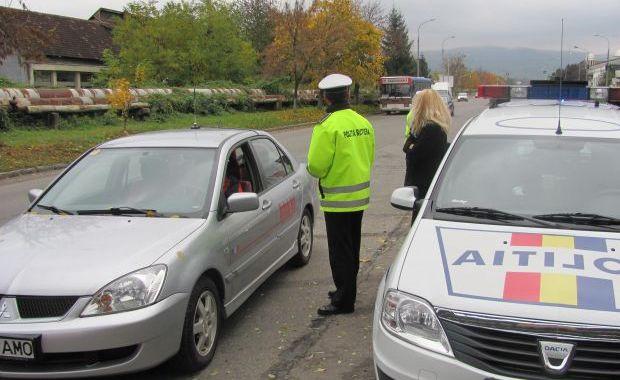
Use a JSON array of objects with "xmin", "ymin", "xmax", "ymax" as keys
[
  {"xmin": 81, "ymin": 265, "xmax": 167, "ymax": 317},
  {"xmin": 381, "ymin": 289, "xmax": 452, "ymax": 356}
]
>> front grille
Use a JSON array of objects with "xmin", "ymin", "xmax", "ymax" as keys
[
  {"xmin": 16, "ymin": 296, "xmax": 79, "ymax": 318},
  {"xmin": 0, "ymin": 345, "xmax": 138, "ymax": 372},
  {"xmin": 440, "ymin": 316, "xmax": 620, "ymax": 380}
]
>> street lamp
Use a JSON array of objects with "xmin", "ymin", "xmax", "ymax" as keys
[
  {"xmin": 594, "ymin": 34, "xmax": 610, "ymax": 86},
  {"xmin": 573, "ymin": 45, "xmax": 588, "ymax": 81},
  {"xmin": 441, "ymin": 35, "xmax": 455, "ymax": 76},
  {"xmin": 416, "ymin": 17, "xmax": 436, "ymax": 77}
]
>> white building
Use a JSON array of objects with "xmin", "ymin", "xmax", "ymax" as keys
[{"xmin": 587, "ymin": 50, "xmax": 620, "ymax": 87}]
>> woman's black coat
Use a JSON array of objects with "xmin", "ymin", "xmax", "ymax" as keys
[{"xmin": 404, "ymin": 122, "xmax": 448, "ymax": 197}]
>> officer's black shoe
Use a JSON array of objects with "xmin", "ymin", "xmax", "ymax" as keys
[{"xmin": 317, "ymin": 303, "xmax": 354, "ymax": 316}]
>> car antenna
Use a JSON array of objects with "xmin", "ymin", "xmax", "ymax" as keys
[
  {"xmin": 191, "ymin": 79, "xmax": 200, "ymax": 129},
  {"xmin": 556, "ymin": 18, "xmax": 564, "ymax": 136}
]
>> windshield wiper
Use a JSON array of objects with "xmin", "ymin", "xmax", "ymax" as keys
[
  {"xmin": 435, "ymin": 207, "xmax": 559, "ymax": 228},
  {"xmin": 35, "ymin": 204, "xmax": 74, "ymax": 215},
  {"xmin": 76, "ymin": 207, "xmax": 161, "ymax": 217},
  {"xmin": 533, "ymin": 213, "xmax": 620, "ymax": 227}
]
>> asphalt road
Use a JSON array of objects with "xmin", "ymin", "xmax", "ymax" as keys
[{"xmin": 0, "ymin": 99, "xmax": 487, "ymax": 379}]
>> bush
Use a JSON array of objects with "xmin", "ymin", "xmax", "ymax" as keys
[
  {"xmin": 101, "ymin": 111, "xmax": 120, "ymax": 126},
  {"xmin": 249, "ymin": 77, "xmax": 290, "ymax": 95},
  {"xmin": 0, "ymin": 108, "xmax": 12, "ymax": 131},
  {"xmin": 145, "ymin": 93, "xmax": 176, "ymax": 122}
]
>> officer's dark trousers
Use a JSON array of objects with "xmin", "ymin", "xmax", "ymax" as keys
[{"xmin": 324, "ymin": 211, "xmax": 364, "ymax": 310}]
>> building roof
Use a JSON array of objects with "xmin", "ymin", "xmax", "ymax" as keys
[
  {"xmin": 463, "ymin": 100, "xmax": 620, "ymax": 139},
  {"xmin": 0, "ymin": 6, "xmax": 115, "ymax": 63},
  {"xmin": 100, "ymin": 128, "xmax": 261, "ymax": 149}
]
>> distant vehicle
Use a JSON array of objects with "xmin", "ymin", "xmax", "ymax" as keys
[
  {"xmin": 0, "ymin": 128, "xmax": 317, "ymax": 378},
  {"xmin": 438, "ymin": 91, "xmax": 455, "ymax": 116},
  {"xmin": 379, "ymin": 76, "xmax": 432, "ymax": 114},
  {"xmin": 374, "ymin": 96, "xmax": 620, "ymax": 380},
  {"xmin": 432, "ymin": 81, "xmax": 452, "ymax": 94},
  {"xmin": 457, "ymin": 92, "xmax": 468, "ymax": 102}
]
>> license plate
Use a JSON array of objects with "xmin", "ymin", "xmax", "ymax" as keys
[{"xmin": 0, "ymin": 337, "xmax": 36, "ymax": 360}]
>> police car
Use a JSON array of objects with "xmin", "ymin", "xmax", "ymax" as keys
[{"xmin": 373, "ymin": 96, "xmax": 620, "ymax": 380}]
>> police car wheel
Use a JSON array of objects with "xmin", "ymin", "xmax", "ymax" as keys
[
  {"xmin": 290, "ymin": 209, "xmax": 313, "ymax": 267},
  {"xmin": 172, "ymin": 276, "xmax": 222, "ymax": 372}
]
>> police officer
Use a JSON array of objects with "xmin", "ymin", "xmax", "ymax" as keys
[{"xmin": 307, "ymin": 74, "xmax": 375, "ymax": 316}]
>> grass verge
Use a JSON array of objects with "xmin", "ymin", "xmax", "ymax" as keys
[{"xmin": 0, "ymin": 105, "xmax": 376, "ymax": 172}]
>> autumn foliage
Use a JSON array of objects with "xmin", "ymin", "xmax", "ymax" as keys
[
  {"xmin": 263, "ymin": 0, "xmax": 384, "ymax": 106},
  {"xmin": 107, "ymin": 78, "xmax": 133, "ymax": 132}
]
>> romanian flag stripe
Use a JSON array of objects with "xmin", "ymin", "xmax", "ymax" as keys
[
  {"xmin": 503, "ymin": 271, "xmax": 616, "ymax": 311},
  {"xmin": 510, "ymin": 233, "xmax": 608, "ymax": 252}
]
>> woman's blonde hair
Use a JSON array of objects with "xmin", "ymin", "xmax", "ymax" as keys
[{"xmin": 410, "ymin": 89, "xmax": 451, "ymax": 136}]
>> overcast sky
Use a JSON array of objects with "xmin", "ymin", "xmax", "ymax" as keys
[{"xmin": 6, "ymin": 0, "xmax": 619, "ymax": 55}]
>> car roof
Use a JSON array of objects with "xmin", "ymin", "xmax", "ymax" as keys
[
  {"xmin": 99, "ymin": 127, "xmax": 261, "ymax": 149},
  {"xmin": 463, "ymin": 100, "xmax": 620, "ymax": 139}
]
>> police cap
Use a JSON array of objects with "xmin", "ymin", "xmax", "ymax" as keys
[{"xmin": 318, "ymin": 74, "xmax": 352, "ymax": 91}]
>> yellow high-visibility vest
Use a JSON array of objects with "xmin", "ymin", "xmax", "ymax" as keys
[{"xmin": 307, "ymin": 109, "xmax": 375, "ymax": 212}]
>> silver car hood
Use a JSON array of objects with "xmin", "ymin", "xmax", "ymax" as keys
[{"xmin": 0, "ymin": 214, "xmax": 205, "ymax": 296}]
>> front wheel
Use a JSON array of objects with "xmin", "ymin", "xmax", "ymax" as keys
[
  {"xmin": 290, "ymin": 209, "xmax": 313, "ymax": 267},
  {"xmin": 172, "ymin": 277, "xmax": 222, "ymax": 373}
]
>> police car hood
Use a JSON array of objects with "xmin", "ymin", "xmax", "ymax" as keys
[{"xmin": 398, "ymin": 219, "xmax": 620, "ymax": 326}]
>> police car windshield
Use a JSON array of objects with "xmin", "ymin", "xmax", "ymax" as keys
[{"xmin": 433, "ymin": 136, "xmax": 620, "ymax": 225}]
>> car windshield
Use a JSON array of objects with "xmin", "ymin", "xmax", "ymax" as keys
[
  {"xmin": 381, "ymin": 83, "xmax": 411, "ymax": 97},
  {"xmin": 35, "ymin": 147, "xmax": 216, "ymax": 218},
  {"xmin": 433, "ymin": 136, "xmax": 620, "ymax": 223}
]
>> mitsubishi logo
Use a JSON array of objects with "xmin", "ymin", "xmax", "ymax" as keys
[
  {"xmin": 539, "ymin": 341, "xmax": 576, "ymax": 375},
  {"xmin": 0, "ymin": 302, "xmax": 11, "ymax": 320}
]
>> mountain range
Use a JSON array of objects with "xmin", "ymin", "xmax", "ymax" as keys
[{"xmin": 423, "ymin": 46, "xmax": 596, "ymax": 81}]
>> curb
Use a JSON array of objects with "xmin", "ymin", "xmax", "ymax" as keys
[{"xmin": 0, "ymin": 163, "xmax": 67, "ymax": 181}]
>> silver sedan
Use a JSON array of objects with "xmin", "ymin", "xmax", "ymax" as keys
[{"xmin": 0, "ymin": 127, "xmax": 317, "ymax": 378}]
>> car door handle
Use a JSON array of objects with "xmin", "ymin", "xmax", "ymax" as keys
[
  {"xmin": 292, "ymin": 179, "xmax": 301, "ymax": 189},
  {"xmin": 262, "ymin": 199, "xmax": 272, "ymax": 210}
]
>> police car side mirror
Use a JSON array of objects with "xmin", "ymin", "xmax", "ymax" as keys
[
  {"xmin": 391, "ymin": 187, "xmax": 419, "ymax": 210},
  {"xmin": 227, "ymin": 192, "xmax": 259, "ymax": 213}
]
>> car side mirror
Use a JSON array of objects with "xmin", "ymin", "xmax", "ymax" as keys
[
  {"xmin": 391, "ymin": 187, "xmax": 419, "ymax": 210},
  {"xmin": 28, "ymin": 188, "xmax": 43, "ymax": 203},
  {"xmin": 227, "ymin": 193, "xmax": 259, "ymax": 213}
]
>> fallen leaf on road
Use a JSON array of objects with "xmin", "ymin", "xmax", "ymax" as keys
[
  {"xmin": 314, "ymin": 368, "xmax": 326, "ymax": 373},
  {"xmin": 268, "ymin": 374, "xmax": 276, "ymax": 379}
]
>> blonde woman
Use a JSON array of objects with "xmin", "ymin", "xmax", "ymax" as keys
[{"xmin": 403, "ymin": 89, "xmax": 451, "ymax": 198}]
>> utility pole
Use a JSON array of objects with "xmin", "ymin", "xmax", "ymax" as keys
[
  {"xmin": 441, "ymin": 35, "xmax": 455, "ymax": 76},
  {"xmin": 573, "ymin": 45, "xmax": 588, "ymax": 82},
  {"xmin": 594, "ymin": 34, "xmax": 610, "ymax": 86},
  {"xmin": 416, "ymin": 17, "xmax": 436, "ymax": 77}
]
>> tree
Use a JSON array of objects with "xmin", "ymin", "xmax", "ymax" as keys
[
  {"xmin": 307, "ymin": 0, "xmax": 384, "ymax": 102},
  {"xmin": 444, "ymin": 53, "xmax": 467, "ymax": 89},
  {"xmin": 104, "ymin": 0, "xmax": 257, "ymax": 86},
  {"xmin": 549, "ymin": 63, "xmax": 584, "ymax": 81},
  {"xmin": 233, "ymin": 0, "xmax": 277, "ymax": 58},
  {"xmin": 0, "ymin": 1, "xmax": 52, "ymax": 65},
  {"xmin": 355, "ymin": 0, "xmax": 385, "ymax": 28},
  {"xmin": 107, "ymin": 78, "xmax": 133, "ymax": 133},
  {"xmin": 264, "ymin": 0, "xmax": 384, "ymax": 106},
  {"xmin": 263, "ymin": 0, "xmax": 314, "ymax": 108},
  {"xmin": 418, "ymin": 54, "xmax": 429, "ymax": 77},
  {"xmin": 381, "ymin": 7, "xmax": 415, "ymax": 76}
]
